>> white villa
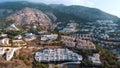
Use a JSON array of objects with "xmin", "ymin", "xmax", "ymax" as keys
[
  {"xmin": 13, "ymin": 35, "xmax": 26, "ymax": 46},
  {"xmin": 41, "ymin": 34, "xmax": 58, "ymax": 41},
  {"xmin": 88, "ymin": 53, "xmax": 101, "ymax": 64},
  {"xmin": 14, "ymin": 35, "xmax": 22, "ymax": 40},
  {"xmin": 0, "ymin": 48, "xmax": 5, "ymax": 55},
  {"xmin": 61, "ymin": 36, "xmax": 96, "ymax": 50},
  {"xmin": 38, "ymin": 31, "xmax": 47, "ymax": 35},
  {"xmin": 76, "ymin": 40, "xmax": 96, "ymax": 50},
  {"xmin": 24, "ymin": 33, "xmax": 36, "ymax": 41},
  {"xmin": 59, "ymin": 23, "xmax": 79, "ymax": 33},
  {"xmin": 0, "ymin": 34, "xmax": 8, "ymax": 38}
]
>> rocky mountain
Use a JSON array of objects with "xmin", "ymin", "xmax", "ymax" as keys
[
  {"xmin": 0, "ymin": 1, "xmax": 119, "ymax": 27},
  {"xmin": 6, "ymin": 7, "xmax": 52, "ymax": 30},
  {"xmin": 5, "ymin": 24, "xmax": 19, "ymax": 30},
  {"xmin": 45, "ymin": 12, "xmax": 57, "ymax": 22},
  {"xmin": 50, "ymin": 5, "xmax": 119, "ymax": 22},
  {"xmin": 0, "ymin": 9, "xmax": 13, "ymax": 18}
]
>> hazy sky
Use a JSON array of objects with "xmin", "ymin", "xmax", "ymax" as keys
[{"xmin": 0, "ymin": 0, "xmax": 120, "ymax": 17}]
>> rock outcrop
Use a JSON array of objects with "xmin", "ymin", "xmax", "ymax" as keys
[
  {"xmin": 6, "ymin": 7, "xmax": 52, "ymax": 30},
  {"xmin": 6, "ymin": 24, "xmax": 19, "ymax": 31}
]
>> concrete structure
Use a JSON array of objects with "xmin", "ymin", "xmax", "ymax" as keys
[
  {"xmin": 41, "ymin": 34, "xmax": 58, "ymax": 41},
  {"xmin": 14, "ymin": 35, "xmax": 22, "ymax": 40},
  {"xmin": 12, "ymin": 39, "xmax": 27, "ymax": 46},
  {"xmin": 35, "ymin": 48, "xmax": 82, "ymax": 62},
  {"xmin": 0, "ymin": 34, "xmax": 8, "ymax": 38},
  {"xmin": 61, "ymin": 36, "xmax": 96, "ymax": 50},
  {"xmin": 24, "ymin": 33, "xmax": 36, "ymax": 41},
  {"xmin": 59, "ymin": 23, "xmax": 79, "ymax": 33},
  {"xmin": 0, "ymin": 47, "xmax": 21, "ymax": 61},
  {"xmin": 38, "ymin": 31, "xmax": 47, "ymax": 35},
  {"xmin": 0, "ymin": 38, "xmax": 9, "ymax": 45},
  {"xmin": 88, "ymin": 53, "xmax": 101, "ymax": 64},
  {"xmin": 0, "ymin": 48, "xmax": 5, "ymax": 55},
  {"xmin": 76, "ymin": 40, "xmax": 96, "ymax": 50},
  {"xmin": 62, "ymin": 41, "xmax": 76, "ymax": 48}
]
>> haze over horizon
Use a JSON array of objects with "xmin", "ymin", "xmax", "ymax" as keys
[{"xmin": 0, "ymin": 0, "xmax": 120, "ymax": 17}]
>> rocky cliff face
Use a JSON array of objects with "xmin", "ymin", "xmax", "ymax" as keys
[
  {"xmin": 6, "ymin": 7, "xmax": 52, "ymax": 30},
  {"xmin": 45, "ymin": 12, "xmax": 57, "ymax": 22}
]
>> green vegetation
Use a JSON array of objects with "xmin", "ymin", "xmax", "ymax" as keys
[
  {"xmin": 36, "ymin": 26, "xmax": 44, "ymax": 31},
  {"xmin": 55, "ymin": 33, "xmax": 61, "ymax": 41},
  {"xmin": 96, "ymin": 46, "xmax": 120, "ymax": 68},
  {"xmin": 12, "ymin": 50, "xmax": 32, "ymax": 66},
  {"xmin": 0, "ymin": 19, "xmax": 16, "ymax": 29},
  {"xmin": 33, "ymin": 61, "xmax": 48, "ymax": 68},
  {"xmin": 54, "ymin": 65, "xmax": 60, "ymax": 68},
  {"xmin": 79, "ymin": 46, "xmax": 120, "ymax": 68},
  {"xmin": 79, "ymin": 49, "xmax": 95, "ymax": 67},
  {"xmin": 0, "ymin": 19, "xmax": 7, "ymax": 29},
  {"xmin": 0, "ymin": 30, "xmax": 24, "ymax": 39},
  {"xmin": 18, "ymin": 55, "xmax": 30, "ymax": 65}
]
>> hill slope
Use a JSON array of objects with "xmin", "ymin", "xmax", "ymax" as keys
[
  {"xmin": 50, "ymin": 5, "xmax": 119, "ymax": 22},
  {"xmin": 6, "ymin": 7, "xmax": 51, "ymax": 30},
  {"xmin": 0, "ymin": 1, "xmax": 119, "ymax": 23}
]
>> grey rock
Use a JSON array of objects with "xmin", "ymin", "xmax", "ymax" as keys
[{"xmin": 6, "ymin": 7, "xmax": 52, "ymax": 30}]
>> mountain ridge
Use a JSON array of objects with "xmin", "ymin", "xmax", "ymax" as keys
[{"xmin": 0, "ymin": 1, "xmax": 119, "ymax": 23}]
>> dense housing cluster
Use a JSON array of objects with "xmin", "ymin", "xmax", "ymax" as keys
[{"xmin": 35, "ymin": 48, "xmax": 83, "ymax": 62}]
